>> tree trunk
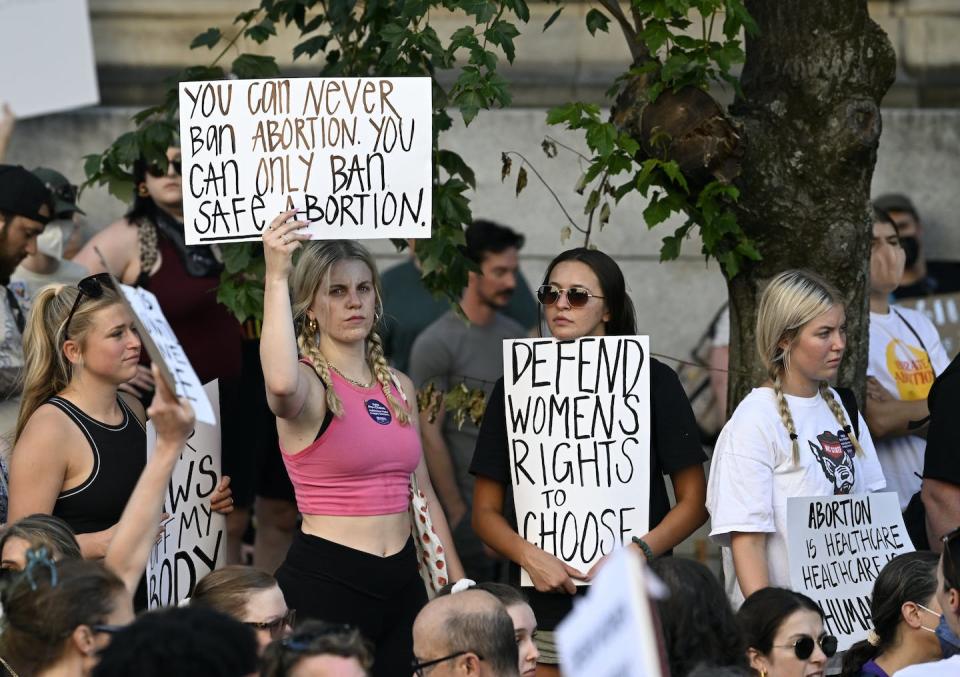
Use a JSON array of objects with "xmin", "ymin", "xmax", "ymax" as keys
[{"xmin": 726, "ymin": 0, "xmax": 896, "ymax": 411}]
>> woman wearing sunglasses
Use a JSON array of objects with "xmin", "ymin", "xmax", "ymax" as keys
[
  {"xmin": 470, "ymin": 247, "xmax": 708, "ymax": 674},
  {"xmin": 737, "ymin": 587, "xmax": 838, "ymax": 677},
  {"xmin": 6, "ymin": 276, "xmax": 230, "ymax": 602}
]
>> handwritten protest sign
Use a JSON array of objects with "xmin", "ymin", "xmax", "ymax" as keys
[
  {"xmin": 557, "ymin": 547, "xmax": 666, "ymax": 676},
  {"xmin": 147, "ymin": 380, "xmax": 225, "ymax": 609},
  {"xmin": 0, "ymin": 0, "xmax": 99, "ymax": 118},
  {"xmin": 787, "ymin": 492, "xmax": 914, "ymax": 650},
  {"xmin": 899, "ymin": 291, "xmax": 960, "ymax": 358},
  {"xmin": 178, "ymin": 76, "xmax": 432, "ymax": 244},
  {"xmin": 118, "ymin": 284, "xmax": 215, "ymax": 425},
  {"xmin": 503, "ymin": 337, "xmax": 651, "ymax": 586}
]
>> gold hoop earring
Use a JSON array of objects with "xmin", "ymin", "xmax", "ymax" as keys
[{"xmin": 137, "ymin": 183, "xmax": 149, "ymax": 197}]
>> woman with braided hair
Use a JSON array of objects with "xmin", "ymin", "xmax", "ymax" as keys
[
  {"xmin": 260, "ymin": 211, "xmax": 463, "ymax": 676},
  {"xmin": 706, "ymin": 269, "xmax": 886, "ymax": 607}
]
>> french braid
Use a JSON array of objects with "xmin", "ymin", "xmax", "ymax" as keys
[
  {"xmin": 367, "ymin": 330, "xmax": 411, "ymax": 425},
  {"xmin": 819, "ymin": 382, "xmax": 864, "ymax": 456}
]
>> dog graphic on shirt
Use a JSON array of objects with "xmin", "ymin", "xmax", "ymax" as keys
[{"xmin": 808, "ymin": 430, "xmax": 856, "ymax": 495}]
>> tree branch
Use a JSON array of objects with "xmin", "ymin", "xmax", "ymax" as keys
[
  {"xmin": 597, "ymin": 0, "xmax": 649, "ymax": 64},
  {"xmin": 503, "ymin": 151, "xmax": 587, "ymax": 234}
]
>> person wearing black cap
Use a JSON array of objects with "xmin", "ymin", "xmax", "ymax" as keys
[
  {"xmin": 874, "ymin": 193, "xmax": 960, "ymax": 300},
  {"xmin": 10, "ymin": 168, "xmax": 89, "ymax": 311}
]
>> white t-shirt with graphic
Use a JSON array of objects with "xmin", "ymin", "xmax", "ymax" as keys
[
  {"xmin": 706, "ymin": 386, "xmax": 887, "ymax": 607},
  {"xmin": 868, "ymin": 307, "xmax": 950, "ymax": 511}
]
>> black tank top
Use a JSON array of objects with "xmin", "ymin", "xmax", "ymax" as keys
[{"xmin": 50, "ymin": 396, "xmax": 147, "ymax": 535}]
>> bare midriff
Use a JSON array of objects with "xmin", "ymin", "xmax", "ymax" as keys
[{"xmin": 300, "ymin": 511, "xmax": 410, "ymax": 557}]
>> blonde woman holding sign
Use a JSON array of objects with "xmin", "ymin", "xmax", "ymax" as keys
[
  {"xmin": 706, "ymin": 269, "xmax": 886, "ymax": 607},
  {"xmin": 260, "ymin": 212, "xmax": 462, "ymax": 677},
  {"xmin": 470, "ymin": 247, "xmax": 708, "ymax": 674}
]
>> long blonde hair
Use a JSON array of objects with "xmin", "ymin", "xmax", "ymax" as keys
[
  {"xmin": 16, "ymin": 283, "xmax": 124, "ymax": 442},
  {"xmin": 756, "ymin": 270, "xmax": 864, "ymax": 463},
  {"xmin": 290, "ymin": 240, "xmax": 410, "ymax": 425}
]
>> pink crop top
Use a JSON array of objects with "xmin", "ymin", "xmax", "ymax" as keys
[{"xmin": 280, "ymin": 367, "xmax": 421, "ymax": 516}]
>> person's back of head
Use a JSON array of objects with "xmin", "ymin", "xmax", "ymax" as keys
[
  {"xmin": 649, "ymin": 557, "xmax": 748, "ymax": 676},
  {"xmin": 260, "ymin": 620, "xmax": 374, "ymax": 677},
  {"xmin": 414, "ymin": 589, "xmax": 519, "ymax": 676},
  {"xmin": 464, "ymin": 220, "xmax": 525, "ymax": 263},
  {"xmin": 92, "ymin": 606, "xmax": 258, "ymax": 677},
  {"xmin": 841, "ymin": 551, "xmax": 940, "ymax": 677}
]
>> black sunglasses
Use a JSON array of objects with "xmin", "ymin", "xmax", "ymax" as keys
[
  {"xmin": 536, "ymin": 284, "xmax": 604, "ymax": 308},
  {"xmin": 92, "ymin": 624, "xmax": 126, "ymax": 635},
  {"xmin": 412, "ymin": 650, "xmax": 483, "ymax": 676},
  {"xmin": 146, "ymin": 159, "xmax": 182, "ymax": 178},
  {"xmin": 64, "ymin": 273, "xmax": 114, "ymax": 340},
  {"xmin": 44, "ymin": 182, "xmax": 79, "ymax": 205},
  {"xmin": 246, "ymin": 609, "xmax": 297, "ymax": 639},
  {"xmin": 775, "ymin": 634, "xmax": 838, "ymax": 660}
]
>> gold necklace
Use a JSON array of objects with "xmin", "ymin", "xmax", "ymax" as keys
[{"xmin": 328, "ymin": 363, "xmax": 373, "ymax": 388}]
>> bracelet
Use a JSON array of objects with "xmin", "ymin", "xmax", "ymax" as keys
[{"xmin": 631, "ymin": 536, "xmax": 654, "ymax": 561}]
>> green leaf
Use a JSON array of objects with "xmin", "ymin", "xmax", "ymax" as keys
[
  {"xmin": 660, "ymin": 235, "xmax": 682, "ymax": 261},
  {"xmin": 585, "ymin": 9, "xmax": 610, "ymax": 36},
  {"xmin": 661, "ymin": 160, "xmax": 689, "ymax": 191},
  {"xmin": 585, "ymin": 123, "xmax": 617, "ymax": 157},
  {"xmin": 190, "ymin": 28, "xmax": 222, "ymax": 50},
  {"xmin": 543, "ymin": 6, "xmax": 563, "ymax": 31},
  {"xmin": 231, "ymin": 54, "xmax": 280, "ymax": 78},
  {"xmin": 639, "ymin": 19, "xmax": 670, "ymax": 53},
  {"xmin": 462, "ymin": 0, "xmax": 497, "ymax": 24},
  {"xmin": 505, "ymin": 0, "xmax": 530, "ymax": 23},
  {"xmin": 438, "ymin": 149, "xmax": 477, "ymax": 189},
  {"xmin": 245, "ymin": 19, "xmax": 277, "ymax": 44},
  {"xmin": 485, "ymin": 20, "xmax": 520, "ymax": 63},
  {"xmin": 643, "ymin": 193, "xmax": 673, "ymax": 227},
  {"xmin": 82, "ymin": 154, "xmax": 101, "ymax": 183},
  {"xmin": 293, "ymin": 35, "xmax": 330, "ymax": 60}
]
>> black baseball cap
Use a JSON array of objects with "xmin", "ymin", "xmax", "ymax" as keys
[{"xmin": 0, "ymin": 164, "xmax": 54, "ymax": 224}]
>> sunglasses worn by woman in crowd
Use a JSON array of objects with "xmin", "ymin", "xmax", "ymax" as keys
[{"xmin": 774, "ymin": 633, "xmax": 838, "ymax": 661}]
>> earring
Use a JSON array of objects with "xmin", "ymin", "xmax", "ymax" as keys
[
  {"xmin": 137, "ymin": 183, "xmax": 149, "ymax": 197},
  {"xmin": 306, "ymin": 317, "xmax": 319, "ymax": 334}
]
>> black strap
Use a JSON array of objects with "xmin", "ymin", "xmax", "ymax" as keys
[
  {"xmin": 4, "ymin": 285, "xmax": 24, "ymax": 334},
  {"xmin": 892, "ymin": 308, "xmax": 929, "ymax": 355},
  {"xmin": 835, "ymin": 386, "xmax": 860, "ymax": 439}
]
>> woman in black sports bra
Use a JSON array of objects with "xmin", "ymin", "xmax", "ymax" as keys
[{"xmin": 6, "ymin": 274, "xmax": 233, "ymax": 563}]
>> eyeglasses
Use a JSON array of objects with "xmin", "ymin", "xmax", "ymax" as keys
[
  {"xmin": 246, "ymin": 609, "xmax": 297, "ymax": 639},
  {"xmin": 411, "ymin": 650, "xmax": 483, "ymax": 676},
  {"xmin": 536, "ymin": 285, "xmax": 604, "ymax": 308},
  {"xmin": 942, "ymin": 526, "xmax": 960, "ymax": 589},
  {"xmin": 146, "ymin": 159, "xmax": 182, "ymax": 178},
  {"xmin": 64, "ymin": 273, "xmax": 115, "ymax": 340},
  {"xmin": 92, "ymin": 624, "xmax": 126, "ymax": 635},
  {"xmin": 774, "ymin": 634, "xmax": 838, "ymax": 660}
]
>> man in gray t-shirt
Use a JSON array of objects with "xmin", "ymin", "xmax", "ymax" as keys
[{"xmin": 410, "ymin": 220, "xmax": 528, "ymax": 581}]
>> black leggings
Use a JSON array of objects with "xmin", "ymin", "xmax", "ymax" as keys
[{"xmin": 275, "ymin": 530, "xmax": 427, "ymax": 677}]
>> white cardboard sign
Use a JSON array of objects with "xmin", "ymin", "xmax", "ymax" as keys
[
  {"xmin": 556, "ymin": 547, "xmax": 666, "ymax": 676},
  {"xmin": 119, "ymin": 284, "xmax": 215, "ymax": 425},
  {"xmin": 178, "ymin": 76, "xmax": 432, "ymax": 244},
  {"xmin": 0, "ymin": 0, "xmax": 99, "ymax": 118},
  {"xmin": 787, "ymin": 492, "xmax": 915, "ymax": 651},
  {"xmin": 503, "ymin": 337, "xmax": 651, "ymax": 586},
  {"xmin": 146, "ymin": 380, "xmax": 226, "ymax": 609}
]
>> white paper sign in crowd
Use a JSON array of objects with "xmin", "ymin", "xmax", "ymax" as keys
[
  {"xmin": 787, "ymin": 492, "xmax": 915, "ymax": 651},
  {"xmin": 556, "ymin": 547, "xmax": 665, "ymax": 676},
  {"xmin": 147, "ymin": 380, "xmax": 226, "ymax": 609},
  {"xmin": 0, "ymin": 0, "xmax": 99, "ymax": 118},
  {"xmin": 503, "ymin": 337, "xmax": 652, "ymax": 586},
  {"xmin": 119, "ymin": 283, "xmax": 215, "ymax": 425},
  {"xmin": 178, "ymin": 76, "xmax": 432, "ymax": 244}
]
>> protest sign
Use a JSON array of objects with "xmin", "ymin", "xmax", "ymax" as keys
[
  {"xmin": 556, "ymin": 547, "xmax": 666, "ymax": 677},
  {"xmin": 178, "ymin": 76, "xmax": 432, "ymax": 244},
  {"xmin": 787, "ymin": 492, "xmax": 914, "ymax": 650},
  {"xmin": 899, "ymin": 291, "xmax": 960, "ymax": 358},
  {"xmin": 118, "ymin": 283, "xmax": 215, "ymax": 425},
  {"xmin": 147, "ymin": 380, "xmax": 225, "ymax": 609},
  {"xmin": 0, "ymin": 0, "xmax": 99, "ymax": 118},
  {"xmin": 503, "ymin": 337, "xmax": 651, "ymax": 586}
]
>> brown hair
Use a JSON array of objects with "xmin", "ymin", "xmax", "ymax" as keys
[
  {"xmin": 260, "ymin": 620, "xmax": 374, "ymax": 677},
  {"xmin": 0, "ymin": 557, "xmax": 125, "ymax": 674},
  {"xmin": 189, "ymin": 565, "xmax": 278, "ymax": 620},
  {"xmin": 0, "ymin": 514, "xmax": 81, "ymax": 566}
]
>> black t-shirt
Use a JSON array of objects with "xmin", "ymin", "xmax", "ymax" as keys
[
  {"xmin": 924, "ymin": 352, "xmax": 960, "ymax": 485},
  {"xmin": 469, "ymin": 358, "xmax": 706, "ymax": 629},
  {"xmin": 892, "ymin": 260, "xmax": 960, "ymax": 300}
]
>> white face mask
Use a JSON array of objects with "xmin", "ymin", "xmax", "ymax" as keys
[{"xmin": 35, "ymin": 220, "xmax": 67, "ymax": 259}]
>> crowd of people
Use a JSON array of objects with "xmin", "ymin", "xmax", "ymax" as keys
[{"xmin": 0, "ymin": 98, "xmax": 959, "ymax": 676}]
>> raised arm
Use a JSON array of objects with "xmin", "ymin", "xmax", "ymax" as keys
[
  {"xmin": 104, "ymin": 365, "xmax": 194, "ymax": 594},
  {"xmin": 260, "ymin": 211, "xmax": 313, "ymax": 419}
]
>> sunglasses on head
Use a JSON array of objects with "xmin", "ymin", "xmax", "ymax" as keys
[
  {"xmin": 775, "ymin": 634, "xmax": 838, "ymax": 661},
  {"xmin": 146, "ymin": 159, "xmax": 182, "ymax": 178},
  {"xmin": 536, "ymin": 284, "xmax": 604, "ymax": 308},
  {"xmin": 44, "ymin": 182, "xmax": 79, "ymax": 205},
  {"xmin": 64, "ymin": 273, "xmax": 115, "ymax": 340}
]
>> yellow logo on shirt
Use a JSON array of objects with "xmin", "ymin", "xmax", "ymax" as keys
[{"xmin": 885, "ymin": 339, "xmax": 934, "ymax": 400}]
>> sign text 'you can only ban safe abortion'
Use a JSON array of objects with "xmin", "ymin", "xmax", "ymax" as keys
[
  {"xmin": 179, "ymin": 77, "xmax": 431, "ymax": 244},
  {"xmin": 504, "ymin": 337, "xmax": 651, "ymax": 586}
]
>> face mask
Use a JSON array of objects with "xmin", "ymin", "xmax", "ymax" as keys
[
  {"xmin": 900, "ymin": 235, "xmax": 920, "ymax": 269},
  {"xmin": 935, "ymin": 614, "xmax": 960, "ymax": 659},
  {"xmin": 35, "ymin": 221, "xmax": 65, "ymax": 260}
]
